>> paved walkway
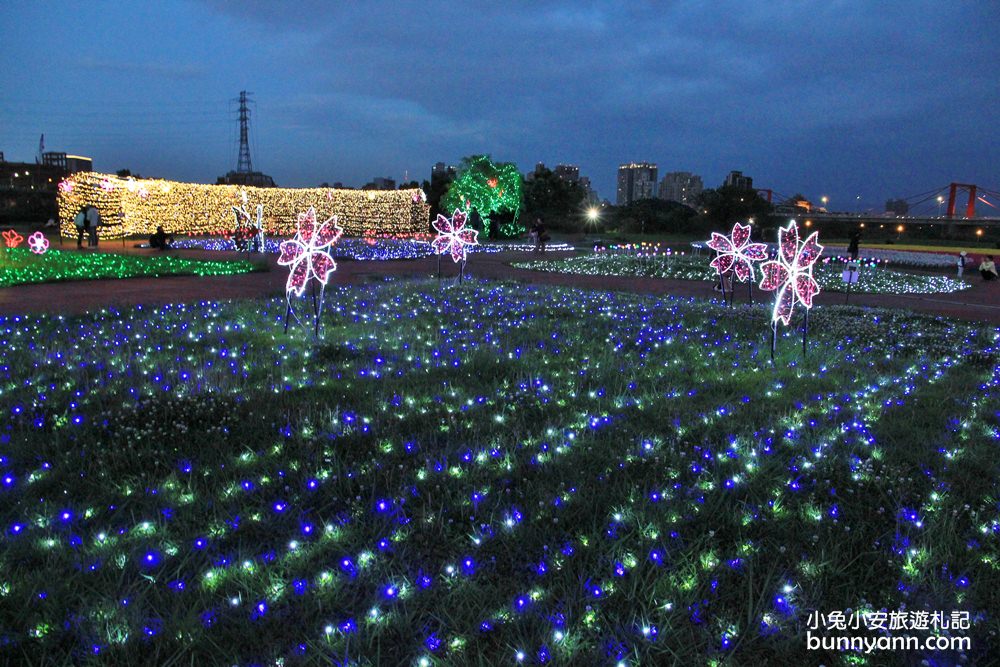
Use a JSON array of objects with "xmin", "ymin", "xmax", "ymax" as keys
[{"xmin": 2, "ymin": 244, "xmax": 999, "ymax": 324}]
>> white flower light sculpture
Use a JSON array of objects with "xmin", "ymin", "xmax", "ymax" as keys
[
  {"xmin": 432, "ymin": 209, "xmax": 479, "ymax": 263},
  {"xmin": 759, "ymin": 220, "xmax": 823, "ymax": 326}
]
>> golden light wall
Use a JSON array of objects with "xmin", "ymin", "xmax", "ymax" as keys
[{"xmin": 57, "ymin": 172, "xmax": 430, "ymax": 240}]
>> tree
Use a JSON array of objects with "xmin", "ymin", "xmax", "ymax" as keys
[
  {"xmin": 522, "ymin": 167, "xmax": 588, "ymax": 232},
  {"xmin": 612, "ymin": 198, "xmax": 698, "ymax": 233},
  {"xmin": 116, "ymin": 168, "xmax": 140, "ymax": 179},
  {"xmin": 424, "ymin": 172, "xmax": 453, "ymax": 222},
  {"xmin": 440, "ymin": 154, "xmax": 524, "ymax": 238},
  {"xmin": 697, "ymin": 186, "xmax": 772, "ymax": 226}
]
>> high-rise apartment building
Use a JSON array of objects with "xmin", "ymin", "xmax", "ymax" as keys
[
  {"xmin": 554, "ymin": 164, "xmax": 580, "ymax": 183},
  {"xmin": 616, "ymin": 162, "xmax": 658, "ymax": 205},
  {"xmin": 723, "ymin": 170, "xmax": 753, "ymax": 190},
  {"xmin": 658, "ymin": 172, "xmax": 703, "ymax": 205}
]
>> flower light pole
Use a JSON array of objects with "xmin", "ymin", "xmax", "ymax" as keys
[
  {"xmin": 705, "ymin": 222, "xmax": 768, "ymax": 306},
  {"xmin": 431, "ymin": 209, "xmax": 479, "ymax": 283},
  {"xmin": 278, "ymin": 207, "xmax": 343, "ymax": 337},
  {"xmin": 758, "ymin": 220, "xmax": 823, "ymax": 359}
]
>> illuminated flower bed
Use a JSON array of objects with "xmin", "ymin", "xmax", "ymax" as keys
[
  {"xmin": 172, "ymin": 237, "xmax": 574, "ymax": 260},
  {"xmin": 692, "ymin": 243, "xmax": 959, "ymax": 268},
  {"xmin": 0, "ymin": 248, "xmax": 261, "ymax": 287},
  {"xmin": 173, "ymin": 236, "xmax": 439, "ymax": 261},
  {"xmin": 515, "ymin": 254, "xmax": 971, "ymax": 294},
  {"xmin": 0, "ymin": 281, "xmax": 994, "ymax": 665}
]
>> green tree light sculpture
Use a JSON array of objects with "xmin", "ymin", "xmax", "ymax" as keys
[{"xmin": 440, "ymin": 154, "xmax": 524, "ymax": 238}]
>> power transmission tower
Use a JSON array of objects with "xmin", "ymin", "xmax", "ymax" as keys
[{"xmin": 236, "ymin": 91, "xmax": 254, "ymax": 174}]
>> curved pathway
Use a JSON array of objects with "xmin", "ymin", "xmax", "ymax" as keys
[{"xmin": 1, "ymin": 245, "xmax": 999, "ymax": 324}]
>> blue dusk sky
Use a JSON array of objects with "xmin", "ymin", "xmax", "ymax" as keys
[{"xmin": 1, "ymin": 1, "xmax": 997, "ymax": 210}]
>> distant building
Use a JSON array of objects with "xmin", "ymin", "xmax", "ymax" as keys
[
  {"xmin": 617, "ymin": 162, "xmax": 658, "ymax": 205},
  {"xmin": 0, "ymin": 160, "xmax": 65, "ymax": 190},
  {"xmin": 0, "ymin": 151, "xmax": 5, "ymax": 162},
  {"xmin": 578, "ymin": 175, "xmax": 598, "ymax": 203},
  {"xmin": 371, "ymin": 177, "xmax": 396, "ymax": 190},
  {"xmin": 524, "ymin": 162, "xmax": 547, "ymax": 182},
  {"xmin": 431, "ymin": 162, "xmax": 455, "ymax": 178},
  {"xmin": 217, "ymin": 171, "xmax": 276, "ymax": 187},
  {"xmin": 723, "ymin": 170, "xmax": 753, "ymax": 190},
  {"xmin": 554, "ymin": 164, "xmax": 580, "ymax": 183},
  {"xmin": 658, "ymin": 171, "xmax": 703, "ymax": 205},
  {"xmin": 42, "ymin": 152, "xmax": 92, "ymax": 173}
]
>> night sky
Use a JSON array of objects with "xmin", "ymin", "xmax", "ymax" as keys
[{"xmin": 2, "ymin": 1, "xmax": 997, "ymax": 211}]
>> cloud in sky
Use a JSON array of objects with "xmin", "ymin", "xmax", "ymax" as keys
[{"xmin": 1, "ymin": 0, "xmax": 996, "ymax": 206}]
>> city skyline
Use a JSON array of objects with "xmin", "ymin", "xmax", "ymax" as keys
[{"xmin": 1, "ymin": 2, "xmax": 997, "ymax": 211}]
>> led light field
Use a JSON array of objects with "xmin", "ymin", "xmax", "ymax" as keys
[
  {"xmin": 0, "ymin": 281, "xmax": 996, "ymax": 665},
  {"xmin": 0, "ymin": 248, "xmax": 262, "ymax": 287},
  {"xmin": 514, "ymin": 254, "xmax": 971, "ymax": 295}
]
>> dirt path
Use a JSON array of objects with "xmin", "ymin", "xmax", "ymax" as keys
[{"xmin": 2, "ymin": 245, "xmax": 999, "ymax": 324}]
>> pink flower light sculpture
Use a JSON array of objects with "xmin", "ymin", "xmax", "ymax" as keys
[
  {"xmin": 758, "ymin": 220, "xmax": 823, "ymax": 326},
  {"xmin": 431, "ymin": 209, "xmax": 479, "ymax": 263},
  {"xmin": 278, "ymin": 207, "xmax": 343, "ymax": 298},
  {"xmin": 28, "ymin": 231, "xmax": 49, "ymax": 255},
  {"xmin": 705, "ymin": 222, "xmax": 768, "ymax": 282}
]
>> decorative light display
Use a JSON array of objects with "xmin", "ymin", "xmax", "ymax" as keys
[
  {"xmin": 514, "ymin": 253, "xmax": 969, "ymax": 295},
  {"xmin": 439, "ymin": 155, "xmax": 524, "ymax": 238},
  {"xmin": 594, "ymin": 241, "xmax": 687, "ymax": 258},
  {"xmin": 279, "ymin": 208, "xmax": 342, "ymax": 298},
  {"xmin": 172, "ymin": 236, "xmax": 573, "ymax": 260},
  {"xmin": 431, "ymin": 209, "xmax": 479, "ymax": 263},
  {"xmin": 230, "ymin": 190, "xmax": 265, "ymax": 252},
  {"xmin": 705, "ymin": 222, "xmax": 768, "ymax": 282},
  {"xmin": 758, "ymin": 221, "xmax": 823, "ymax": 326},
  {"xmin": 0, "ymin": 248, "xmax": 259, "ymax": 287},
  {"xmin": 27, "ymin": 232, "xmax": 49, "ymax": 255},
  {"xmin": 0, "ymin": 281, "xmax": 992, "ymax": 665},
  {"xmin": 2, "ymin": 229, "xmax": 24, "ymax": 248},
  {"xmin": 56, "ymin": 172, "xmax": 429, "ymax": 240},
  {"xmin": 279, "ymin": 207, "xmax": 343, "ymax": 335}
]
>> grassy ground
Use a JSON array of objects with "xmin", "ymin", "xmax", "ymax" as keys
[
  {"xmin": 0, "ymin": 280, "xmax": 997, "ymax": 665},
  {"xmin": 513, "ymin": 254, "xmax": 970, "ymax": 295},
  {"xmin": 0, "ymin": 248, "xmax": 263, "ymax": 287}
]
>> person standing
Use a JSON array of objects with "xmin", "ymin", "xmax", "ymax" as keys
[
  {"xmin": 85, "ymin": 206, "xmax": 101, "ymax": 247},
  {"xmin": 532, "ymin": 218, "xmax": 548, "ymax": 253},
  {"xmin": 75, "ymin": 206, "xmax": 89, "ymax": 248},
  {"xmin": 958, "ymin": 251, "xmax": 967, "ymax": 277},
  {"xmin": 847, "ymin": 230, "xmax": 861, "ymax": 260}
]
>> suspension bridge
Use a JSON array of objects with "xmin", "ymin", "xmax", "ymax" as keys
[{"xmin": 755, "ymin": 182, "xmax": 1000, "ymax": 227}]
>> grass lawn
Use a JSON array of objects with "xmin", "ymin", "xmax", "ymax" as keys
[
  {"xmin": 513, "ymin": 254, "xmax": 971, "ymax": 295},
  {"xmin": 0, "ymin": 248, "xmax": 263, "ymax": 287},
  {"xmin": 0, "ymin": 280, "xmax": 997, "ymax": 665}
]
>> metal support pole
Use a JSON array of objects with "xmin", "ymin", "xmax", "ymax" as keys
[
  {"xmin": 802, "ymin": 309, "xmax": 809, "ymax": 356},
  {"xmin": 770, "ymin": 320, "xmax": 777, "ymax": 362}
]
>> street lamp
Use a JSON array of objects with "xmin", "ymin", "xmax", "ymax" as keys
[
  {"xmin": 820, "ymin": 195, "xmax": 828, "ymax": 211},
  {"xmin": 586, "ymin": 207, "xmax": 600, "ymax": 224},
  {"xmin": 936, "ymin": 195, "xmax": 944, "ymax": 217}
]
